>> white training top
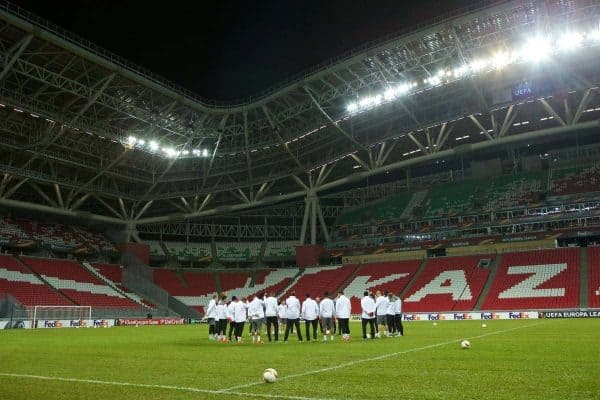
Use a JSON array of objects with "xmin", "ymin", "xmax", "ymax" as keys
[
  {"xmin": 386, "ymin": 297, "xmax": 396, "ymax": 315},
  {"xmin": 277, "ymin": 304, "xmax": 287, "ymax": 319},
  {"xmin": 227, "ymin": 302, "xmax": 235, "ymax": 320},
  {"xmin": 264, "ymin": 296, "xmax": 278, "ymax": 317},
  {"xmin": 394, "ymin": 298, "xmax": 402, "ymax": 314},
  {"xmin": 335, "ymin": 295, "xmax": 351, "ymax": 318},
  {"xmin": 215, "ymin": 301, "xmax": 228, "ymax": 320},
  {"xmin": 360, "ymin": 295, "xmax": 376, "ymax": 319},
  {"xmin": 206, "ymin": 298, "xmax": 217, "ymax": 318},
  {"xmin": 286, "ymin": 295, "xmax": 301, "ymax": 319},
  {"xmin": 301, "ymin": 297, "xmax": 319, "ymax": 320},
  {"xmin": 248, "ymin": 297, "xmax": 265, "ymax": 320},
  {"xmin": 375, "ymin": 295, "xmax": 389, "ymax": 316},
  {"xmin": 319, "ymin": 297, "xmax": 335, "ymax": 318},
  {"xmin": 232, "ymin": 300, "xmax": 248, "ymax": 323}
]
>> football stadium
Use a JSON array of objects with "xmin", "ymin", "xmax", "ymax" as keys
[{"xmin": 1, "ymin": 0, "xmax": 600, "ymax": 399}]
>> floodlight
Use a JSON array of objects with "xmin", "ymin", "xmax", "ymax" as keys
[
  {"xmin": 149, "ymin": 140, "xmax": 159, "ymax": 151},
  {"xmin": 520, "ymin": 37, "xmax": 552, "ymax": 63},
  {"xmin": 469, "ymin": 59, "xmax": 488, "ymax": 73},
  {"xmin": 588, "ymin": 29, "xmax": 600, "ymax": 42},
  {"xmin": 137, "ymin": 139, "xmax": 145, "ymax": 146},
  {"xmin": 557, "ymin": 32, "xmax": 583, "ymax": 51},
  {"xmin": 182, "ymin": 149, "xmax": 189, "ymax": 156},
  {"xmin": 346, "ymin": 102, "xmax": 358, "ymax": 113},
  {"xmin": 491, "ymin": 51, "xmax": 512, "ymax": 69},
  {"xmin": 127, "ymin": 135, "xmax": 137, "ymax": 146},
  {"xmin": 202, "ymin": 149, "xmax": 209, "ymax": 157},
  {"xmin": 383, "ymin": 88, "xmax": 396, "ymax": 101}
]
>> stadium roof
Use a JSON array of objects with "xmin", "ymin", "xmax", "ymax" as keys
[{"xmin": 0, "ymin": 0, "xmax": 599, "ymax": 229}]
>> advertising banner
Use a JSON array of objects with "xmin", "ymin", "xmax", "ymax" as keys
[
  {"xmin": 116, "ymin": 317, "xmax": 186, "ymax": 326},
  {"xmin": 539, "ymin": 310, "xmax": 600, "ymax": 318},
  {"xmin": 401, "ymin": 311, "xmax": 539, "ymax": 321}
]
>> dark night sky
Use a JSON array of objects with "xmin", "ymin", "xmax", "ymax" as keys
[{"xmin": 12, "ymin": 0, "xmax": 481, "ymax": 101}]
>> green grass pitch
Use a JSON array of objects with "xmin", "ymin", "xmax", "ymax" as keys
[{"xmin": 0, "ymin": 319, "xmax": 598, "ymax": 400}]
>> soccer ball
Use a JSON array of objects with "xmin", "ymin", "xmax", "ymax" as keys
[
  {"xmin": 432, "ymin": 322, "xmax": 437, "ymax": 326},
  {"xmin": 460, "ymin": 340, "xmax": 470, "ymax": 349},
  {"xmin": 481, "ymin": 323, "xmax": 487, "ymax": 328},
  {"xmin": 263, "ymin": 368, "xmax": 278, "ymax": 383}
]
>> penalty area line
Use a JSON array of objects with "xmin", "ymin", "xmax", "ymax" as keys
[
  {"xmin": 219, "ymin": 321, "xmax": 546, "ymax": 393},
  {"xmin": 0, "ymin": 372, "xmax": 339, "ymax": 400}
]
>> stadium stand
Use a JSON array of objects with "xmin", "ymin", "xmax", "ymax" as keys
[
  {"xmin": 550, "ymin": 163, "xmax": 600, "ymax": 195},
  {"xmin": 21, "ymin": 257, "xmax": 141, "ymax": 309},
  {"xmin": 0, "ymin": 216, "xmax": 32, "ymax": 244},
  {"xmin": 216, "ymin": 242, "xmax": 260, "ymax": 261},
  {"xmin": 20, "ymin": 221, "xmax": 83, "ymax": 251},
  {"xmin": 90, "ymin": 263, "xmax": 154, "ymax": 308},
  {"xmin": 403, "ymin": 255, "xmax": 492, "ymax": 312},
  {"xmin": 163, "ymin": 241, "xmax": 211, "ymax": 259},
  {"xmin": 336, "ymin": 192, "xmax": 414, "ymax": 225},
  {"xmin": 481, "ymin": 248, "xmax": 580, "ymax": 310},
  {"xmin": 282, "ymin": 264, "xmax": 359, "ymax": 300},
  {"xmin": 586, "ymin": 247, "xmax": 600, "ymax": 309},
  {"xmin": 218, "ymin": 271, "xmax": 251, "ymax": 293},
  {"xmin": 480, "ymin": 172, "xmax": 543, "ymax": 211},
  {"xmin": 264, "ymin": 241, "xmax": 296, "ymax": 258},
  {"xmin": 72, "ymin": 227, "xmax": 117, "ymax": 253},
  {"xmin": 0, "ymin": 255, "xmax": 73, "ymax": 306},
  {"xmin": 342, "ymin": 260, "xmax": 422, "ymax": 311},
  {"xmin": 152, "ymin": 268, "xmax": 217, "ymax": 313}
]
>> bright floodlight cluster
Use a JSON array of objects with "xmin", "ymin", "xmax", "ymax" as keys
[
  {"xmin": 126, "ymin": 136, "xmax": 209, "ymax": 159},
  {"xmin": 346, "ymin": 29, "xmax": 600, "ymax": 115}
]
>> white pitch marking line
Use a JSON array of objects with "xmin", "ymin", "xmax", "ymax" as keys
[
  {"xmin": 219, "ymin": 321, "xmax": 546, "ymax": 393},
  {"xmin": 0, "ymin": 372, "xmax": 338, "ymax": 400}
]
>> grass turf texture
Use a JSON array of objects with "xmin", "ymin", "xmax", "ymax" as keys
[{"xmin": 0, "ymin": 319, "xmax": 598, "ymax": 400}]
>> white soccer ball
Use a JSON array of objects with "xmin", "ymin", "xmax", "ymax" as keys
[
  {"xmin": 432, "ymin": 322, "xmax": 437, "ymax": 326},
  {"xmin": 263, "ymin": 368, "xmax": 278, "ymax": 383},
  {"xmin": 460, "ymin": 340, "xmax": 470, "ymax": 349},
  {"xmin": 481, "ymin": 323, "xmax": 487, "ymax": 328}
]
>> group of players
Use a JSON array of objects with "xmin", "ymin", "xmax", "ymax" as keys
[{"xmin": 204, "ymin": 289, "xmax": 404, "ymax": 344}]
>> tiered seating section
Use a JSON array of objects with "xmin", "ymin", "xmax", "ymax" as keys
[
  {"xmin": 0, "ymin": 255, "xmax": 72, "ymax": 306},
  {"xmin": 163, "ymin": 241, "xmax": 211, "ymax": 259},
  {"xmin": 342, "ymin": 260, "xmax": 422, "ymax": 311},
  {"xmin": 0, "ymin": 215, "xmax": 115, "ymax": 253},
  {"xmin": 149, "ymin": 240, "xmax": 296, "ymax": 261},
  {"xmin": 337, "ymin": 192, "xmax": 414, "ymax": 225},
  {"xmin": 551, "ymin": 163, "xmax": 600, "ymax": 195},
  {"xmin": 0, "ymin": 248, "xmax": 592, "ymax": 313},
  {"xmin": 0, "ymin": 216, "xmax": 31, "ymax": 245},
  {"xmin": 282, "ymin": 265, "xmax": 359, "ymax": 300},
  {"xmin": 21, "ymin": 257, "xmax": 140, "ymax": 309},
  {"xmin": 264, "ymin": 241, "xmax": 296, "ymax": 258},
  {"xmin": 482, "ymin": 249, "xmax": 579, "ymax": 310},
  {"xmin": 20, "ymin": 221, "xmax": 81, "ymax": 250},
  {"xmin": 72, "ymin": 228, "xmax": 117, "ymax": 253},
  {"xmin": 403, "ymin": 255, "xmax": 492, "ymax": 312},
  {"xmin": 91, "ymin": 263, "xmax": 153, "ymax": 308},
  {"xmin": 586, "ymin": 247, "xmax": 600, "ymax": 309},
  {"xmin": 216, "ymin": 242, "xmax": 260, "ymax": 261}
]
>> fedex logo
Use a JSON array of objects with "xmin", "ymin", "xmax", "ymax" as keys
[
  {"xmin": 93, "ymin": 319, "xmax": 108, "ymax": 327},
  {"xmin": 480, "ymin": 312, "xmax": 499, "ymax": 320},
  {"xmin": 509, "ymin": 312, "xmax": 526, "ymax": 319},
  {"xmin": 70, "ymin": 320, "xmax": 87, "ymax": 327},
  {"xmin": 43, "ymin": 320, "xmax": 63, "ymax": 328},
  {"xmin": 428, "ymin": 314, "xmax": 441, "ymax": 320},
  {"xmin": 403, "ymin": 314, "xmax": 421, "ymax": 321},
  {"xmin": 453, "ymin": 313, "xmax": 472, "ymax": 320}
]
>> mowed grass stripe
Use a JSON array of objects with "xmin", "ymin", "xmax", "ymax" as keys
[
  {"xmin": 218, "ymin": 321, "xmax": 545, "ymax": 392},
  {"xmin": 0, "ymin": 372, "xmax": 338, "ymax": 400}
]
